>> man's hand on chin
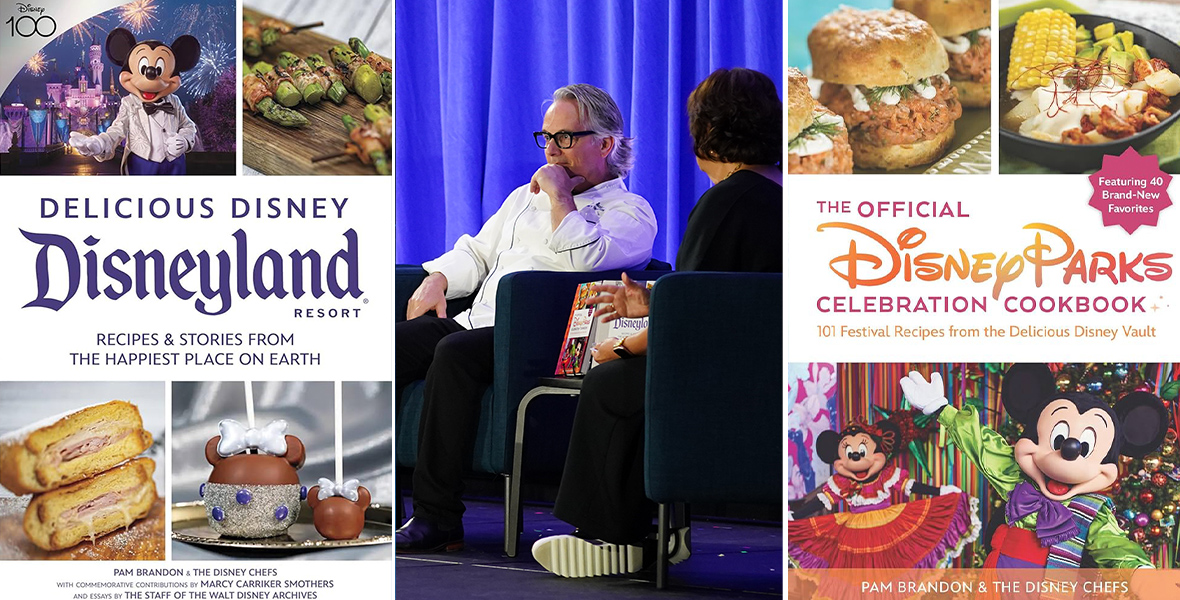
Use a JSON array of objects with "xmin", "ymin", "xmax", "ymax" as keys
[
  {"xmin": 407, "ymin": 272, "xmax": 449, "ymax": 320},
  {"xmin": 532, "ymin": 164, "xmax": 583, "ymax": 231}
]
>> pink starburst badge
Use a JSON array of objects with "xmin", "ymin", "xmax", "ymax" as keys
[{"xmin": 1088, "ymin": 148, "xmax": 1172, "ymax": 234}]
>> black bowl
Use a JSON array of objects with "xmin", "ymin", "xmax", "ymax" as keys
[{"xmin": 999, "ymin": 14, "xmax": 1180, "ymax": 173}]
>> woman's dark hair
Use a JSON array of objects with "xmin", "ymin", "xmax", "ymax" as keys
[{"xmin": 687, "ymin": 67, "xmax": 782, "ymax": 166}]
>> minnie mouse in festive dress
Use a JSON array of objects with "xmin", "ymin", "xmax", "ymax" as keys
[{"xmin": 788, "ymin": 417, "xmax": 981, "ymax": 569}]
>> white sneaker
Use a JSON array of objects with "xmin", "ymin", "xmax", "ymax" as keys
[
  {"xmin": 532, "ymin": 535, "xmax": 646, "ymax": 578},
  {"xmin": 532, "ymin": 528, "xmax": 692, "ymax": 578}
]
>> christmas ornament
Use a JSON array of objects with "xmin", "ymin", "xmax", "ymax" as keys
[
  {"xmin": 1143, "ymin": 454, "xmax": 1162, "ymax": 472},
  {"xmin": 1140, "ymin": 490, "xmax": 1155, "ymax": 504},
  {"xmin": 1151, "ymin": 509, "xmax": 1164, "ymax": 521},
  {"xmin": 1131, "ymin": 528, "xmax": 1146, "ymax": 543},
  {"xmin": 1136, "ymin": 513, "xmax": 1151, "ymax": 527},
  {"xmin": 1149, "ymin": 525, "xmax": 1163, "ymax": 538},
  {"xmin": 1161, "ymin": 442, "xmax": 1176, "ymax": 457},
  {"xmin": 1123, "ymin": 509, "xmax": 1138, "ymax": 521},
  {"xmin": 1087, "ymin": 381, "xmax": 1103, "ymax": 393}
]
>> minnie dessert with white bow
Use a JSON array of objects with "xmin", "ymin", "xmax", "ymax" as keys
[
  {"xmin": 202, "ymin": 419, "xmax": 307, "ymax": 539},
  {"xmin": 308, "ymin": 477, "xmax": 371, "ymax": 540}
]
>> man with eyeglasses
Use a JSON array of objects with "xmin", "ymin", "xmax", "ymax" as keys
[{"xmin": 396, "ymin": 83, "xmax": 657, "ymax": 553}]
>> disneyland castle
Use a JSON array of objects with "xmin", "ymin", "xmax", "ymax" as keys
[{"xmin": 2, "ymin": 39, "xmax": 122, "ymax": 153}]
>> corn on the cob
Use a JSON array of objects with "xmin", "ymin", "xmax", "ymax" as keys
[{"xmin": 1007, "ymin": 9, "xmax": 1076, "ymax": 90}]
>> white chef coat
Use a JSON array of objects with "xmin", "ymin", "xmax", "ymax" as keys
[{"xmin": 423, "ymin": 177, "xmax": 657, "ymax": 329}]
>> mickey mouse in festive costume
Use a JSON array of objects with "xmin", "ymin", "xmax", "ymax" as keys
[
  {"xmin": 902, "ymin": 365, "xmax": 1166, "ymax": 594},
  {"xmin": 70, "ymin": 28, "xmax": 200, "ymax": 175},
  {"xmin": 788, "ymin": 413, "xmax": 981, "ymax": 569}
]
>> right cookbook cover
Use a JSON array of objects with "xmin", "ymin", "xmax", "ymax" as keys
[{"xmin": 789, "ymin": 2, "xmax": 1179, "ymax": 597}]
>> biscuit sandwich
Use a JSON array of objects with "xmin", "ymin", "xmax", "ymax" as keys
[
  {"xmin": 809, "ymin": 7, "xmax": 963, "ymax": 170},
  {"xmin": 895, "ymin": 0, "xmax": 991, "ymax": 107},
  {"xmin": 787, "ymin": 67, "xmax": 853, "ymax": 174}
]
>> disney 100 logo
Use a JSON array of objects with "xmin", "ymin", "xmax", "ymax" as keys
[
  {"xmin": 21, "ymin": 229, "xmax": 363, "ymax": 316},
  {"xmin": 7, "ymin": 3, "xmax": 54, "ymax": 37}
]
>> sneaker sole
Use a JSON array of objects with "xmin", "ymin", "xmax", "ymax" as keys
[{"xmin": 532, "ymin": 535, "xmax": 645, "ymax": 578}]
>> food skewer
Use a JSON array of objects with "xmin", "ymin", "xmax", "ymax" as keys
[
  {"xmin": 243, "ymin": 16, "xmax": 323, "ymax": 55},
  {"xmin": 342, "ymin": 114, "xmax": 390, "ymax": 175},
  {"xmin": 329, "ymin": 44, "xmax": 383, "ymax": 103},
  {"xmin": 243, "ymin": 72, "xmax": 308, "ymax": 128},
  {"xmin": 282, "ymin": 52, "xmax": 347, "ymax": 104},
  {"xmin": 275, "ymin": 52, "xmax": 325, "ymax": 105},
  {"xmin": 302, "ymin": 53, "xmax": 346, "ymax": 104},
  {"xmin": 311, "ymin": 104, "xmax": 391, "ymax": 174},
  {"xmin": 349, "ymin": 37, "xmax": 392, "ymax": 98},
  {"xmin": 260, "ymin": 17, "xmax": 324, "ymax": 46},
  {"xmin": 251, "ymin": 61, "xmax": 303, "ymax": 108},
  {"xmin": 243, "ymin": 18, "xmax": 263, "ymax": 57}
]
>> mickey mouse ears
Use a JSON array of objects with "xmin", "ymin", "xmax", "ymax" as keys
[
  {"xmin": 1116, "ymin": 391, "xmax": 1170, "ymax": 458},
  {"xmin": 1001, "ymin": 363, "xmax": 1057, "ymax": 426}
]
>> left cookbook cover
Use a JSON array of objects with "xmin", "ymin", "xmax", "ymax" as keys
[{"xmin": 0, "ymin": 1, "xmax": 395, "ymax": 597}]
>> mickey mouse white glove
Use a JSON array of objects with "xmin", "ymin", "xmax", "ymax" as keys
[
  {"xmin": 939, "ymin": 485, "xmax": 962, "ymax": 495},
  {"xmin": 69, "ymin": 131, "xmax": 103, "ymax": 156},
  {"xmin": 899, "ymin": 371, "xmax": 948, "ymax": 415},
  {"xmin": 166, "ymin": 135, "xmax": 188, "ymax": 157}
]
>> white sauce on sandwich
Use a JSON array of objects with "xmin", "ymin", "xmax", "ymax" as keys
[
  {"xmin": 942, "ymin": 29, "xmax": 990, "ymax": 55},
  {"xmin": 845, "ymin": 85, "xmax": 871, "ymax": 111},
  {"xmin": 789, "ymin": 112, "xmax": 845, "ymax": 157},
  {"xmin": 912, "ymin": 79, "xmax": 937, "ymax": 99},
  {"xmin": 942, "ymin": 36, "xmax": 971, "ymax": 54}
]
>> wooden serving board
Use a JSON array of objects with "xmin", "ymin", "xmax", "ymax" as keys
[{"xmin": 243, "ymin": 8, "xmax": 389, "ymax": 175}]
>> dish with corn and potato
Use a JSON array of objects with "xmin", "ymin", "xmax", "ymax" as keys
[{"xmin": 1002, "ymin": 8, "xmax": 1179, "ymax": 145}]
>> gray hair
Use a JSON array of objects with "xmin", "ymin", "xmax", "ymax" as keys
[{"xmin": 551, "ymin": 84, "xmax": 635, "ymax": 178}]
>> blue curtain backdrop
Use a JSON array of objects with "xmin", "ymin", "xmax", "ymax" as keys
[{"xmin": 395, "ymin": 0, "xmax": 783, "ymax": 265}]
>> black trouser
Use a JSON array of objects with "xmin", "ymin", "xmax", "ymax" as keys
[
  {"xmin": 396, "ymin": 315, "xmax": 495, "ymax": 529},
  {"xmin": 553, "ymin": 355, "xmax": 654, "ymax": 545}
]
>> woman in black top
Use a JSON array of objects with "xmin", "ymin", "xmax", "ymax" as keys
[{"xmin": 533, "ymin": 67, "xmax": 782, "ymax": 578}]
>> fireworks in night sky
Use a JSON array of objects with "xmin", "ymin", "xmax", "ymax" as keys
[
  {"xmin": 187, "ymin": 40, "xmax": 232, "ymax": 97},
  {"xmin": 118, "ymin": 0, "xmax": 161, "ymax": 35},
  {"xmin": 61, "ymin": 12, "xmax": 109, "ymax": 46},
  {"xmin": 25, "ymin": 51, "xmax": 47, "ymax": 75}
]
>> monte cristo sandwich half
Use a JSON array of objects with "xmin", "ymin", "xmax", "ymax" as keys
[
  {"xmin": 23, "ymin": 457, "xmax": 157, "ymax": 551},
  {"xmin": 0, "ymin": 400, "xmax": 153, "ymax": 496}
]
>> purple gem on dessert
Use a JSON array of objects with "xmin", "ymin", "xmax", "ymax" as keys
[
  {"xmin": 300, "ymin": 485, "xmax": 307, "ymax": 500},
  {"xmin": 275, "ymin": 505, "xmax": 289, "ymax": 521},
  {"xmin": 236, "ymin": 489, "xmax": 252, "ymax": 505},
  {"xmin": 212, "ymin": 506, "xmax": 225, "ymax": 521},
  {"xmin": 199, "ymin": 483, "xmax": 205, "ymax": 497}
]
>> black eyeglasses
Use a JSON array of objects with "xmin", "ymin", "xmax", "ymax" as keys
[{"xmin": 533, "ymin": 130, "xmax": 595, "ymax": 149}]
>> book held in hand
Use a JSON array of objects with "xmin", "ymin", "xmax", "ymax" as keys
[{"xmin": 555, "ymin": 280, "xmax": 650, "ymax": 376}]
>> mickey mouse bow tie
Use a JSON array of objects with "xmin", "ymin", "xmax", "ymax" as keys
[{"xmin": 143, "ymin": 101, "xmax": 175, "ymax": 116}]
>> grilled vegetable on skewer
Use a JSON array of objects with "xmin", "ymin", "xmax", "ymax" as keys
[
  {"xmin": 364, "ymin": 103, "xmax": 392, "ymax": 143},
  {"xmin": 330, "ymin": 44, "xmax": 383, "ymax": 103},
  {"xmin": 251, "ymin": 61, "xmax": 302, "ymax": 108},
  {"xmin": 343, "ymin": 114, "xmax": 390, "ymax": 175},
  {"xmin": 258, "ymin": 17, "xmax": 324, "ymax": 47},
  {"xmin": 276, "ymin": 52, "xmax": 325, "ymax": 105},
  {"xmin": 243, "ymin": 73, "xmax": 308, "ymax": 128},
  {"xmin": 305, "ymin": 53, "xmax": 348, "ymax": 104},
  {"xmin": 349, "ymin": 37, "xmax": 392, "ymax": 98},
  {"xmin": 243, "ymin": 18, "xmax": 262, "ymax": 57}
]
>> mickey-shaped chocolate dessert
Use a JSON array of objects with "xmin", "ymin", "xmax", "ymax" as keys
[
  {"xmin": 308, "ymin": 478, "xmax": 370, "ymax": 540},
  {"xmin": 902, "ymin": 365, "xmax": 1166, "ymax": 571},
  {"xmin": 203, "ymin": 419, "xmax": 306, "ymax": 538}
]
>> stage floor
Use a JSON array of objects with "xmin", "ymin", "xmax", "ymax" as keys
[{"xmin": 396, "ymin": 498, "xmax": 783, "ymax": 599}]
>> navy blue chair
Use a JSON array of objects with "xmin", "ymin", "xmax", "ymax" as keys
[
  {"xmin": 644, "ymin": 272, "xmax": 783, "ymax": 588},
  {"xmin": 396, "ymin": 261, "xmax": 670, "ymax": 556}
]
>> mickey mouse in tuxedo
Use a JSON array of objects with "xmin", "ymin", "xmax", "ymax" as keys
[
  {"xmin": 70, "ymin": 28, "xmax": 200, "ymax": 175},
  {"xmin": 902, "ymin": 365, "xmax": 1171, "ymax": 597}
]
